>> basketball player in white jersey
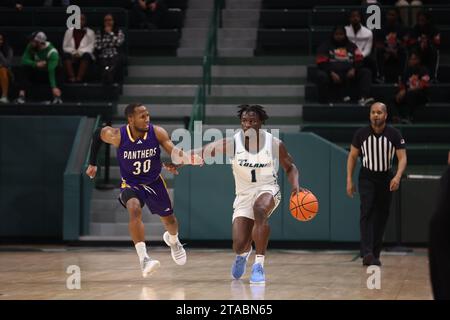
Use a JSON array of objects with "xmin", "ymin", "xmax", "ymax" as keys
[{"xmin": 167, "ymin": 105, "xmax": 301, "ymax": 284}]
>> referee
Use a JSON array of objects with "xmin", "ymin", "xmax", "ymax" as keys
[{"xmin": 346, "ymin": 102, "xmax": 407, "ymax": 266}]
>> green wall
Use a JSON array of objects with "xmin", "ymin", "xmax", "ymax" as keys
[{"xmin": 0, "ymin": 116, "xmax": 81, "ymax": 238}]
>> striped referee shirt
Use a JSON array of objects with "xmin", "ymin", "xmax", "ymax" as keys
[{"xmin": 351, "ymin": 125, "xmax": 406, "ymax": 172}]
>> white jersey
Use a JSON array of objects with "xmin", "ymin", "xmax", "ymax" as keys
[{"xmin": 231, "ymin": 130, "xmax": 278, "ymax": 195}]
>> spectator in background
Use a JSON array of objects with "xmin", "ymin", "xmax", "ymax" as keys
[
  {"xmin": 408, "ymin": 11, "xmax": 440, "ymax": 80},
  {"xmin": 15, "ymin": 31, "xmax": 63, "ymax": 104},
  {"xmin": 393, "ymin": 50, "xmax": 429, "ymax": 123},
  {"xmin": 346, "ymin": 9, "xmax": 377, "ymax": 81},
  {"xmin": 63, "ymin": 14, "xmax": 95, "ymax": 83},
  {"xmin": 396, "ymin": 0, "xmax": 422, "ymax": 26},
  {"xmin": 374, "ymin": 8, "xmax": 408, "ymax": 83},
  {"xmin": 0, "ymin": 1, "xmax": 23, "ymax": 10},
  {"xmin": 316, "ymin": 25, "xmax": 374, "ymax": 106},
  {"xmin": 131, "ymin": 0, "xmax": 168, "ymax": 29},
  {"xmin": 0, "ymin": 33, "xmax": 13, "ymax": 103},
  {"xmin": 95, "ymin": 13, "xmax": 125, "ymax": 85}
]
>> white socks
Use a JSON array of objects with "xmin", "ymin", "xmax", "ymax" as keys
[
  {"xmin": 255, "ymin": 254, "xmax": 265, "ymax": 266},
  {"xmin": 168, "ymin": 232, "xmax": 179, "ymax": 245},
  {"xmin": 238, "ymin": 249, "xmax": 251, "ymax": 257},
  {"xmin": 135, "ymin": 242, "xmax": 149, "ymax": 263}
]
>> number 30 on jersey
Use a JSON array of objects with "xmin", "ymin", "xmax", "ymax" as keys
[{"xmin": 132, "ymin": 159, "xmax": 151, "ymax": 175}]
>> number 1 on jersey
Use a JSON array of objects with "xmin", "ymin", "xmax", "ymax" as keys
[{"xmin": 251, "ymin": 169, "xmax": 257, "ymax": 182}]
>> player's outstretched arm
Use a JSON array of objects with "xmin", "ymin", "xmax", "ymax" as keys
[
  {"xmin": 276, "ymin": 138, "xmax": 301, "ymax": 195},
  {"xmin": 85, "ymin": 126, "xmax": 120, "ymax": 179},
  {"xmin": 154, "ymin": 125, "xmax": 203, "ymax": 175}
]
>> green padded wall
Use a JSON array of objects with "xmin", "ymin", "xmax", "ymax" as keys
[{"xmin": 0, "ymin": 116, "xmax": 81, "ymax": 238}]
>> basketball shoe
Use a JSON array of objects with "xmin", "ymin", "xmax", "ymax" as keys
[
  {"xmin": 141, "ymin": 257, "xmax": 160, "ymax": 278},
  {"xmin": 250, "ymin": 263, "xmax": 265, "ymax": 285},
  {"xmin": 231, "ymin": 247, "xmax": 252, "ymax": 279},
  {"xmin": 163, "ymin": 231, "xmax": 187, "ymax": 265}
]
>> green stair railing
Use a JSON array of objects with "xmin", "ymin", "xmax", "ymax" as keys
[{"xmin": 189, "ymin": 0, "xmax": 224, "ymax": 131}]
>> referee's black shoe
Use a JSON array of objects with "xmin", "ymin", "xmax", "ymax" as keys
[{"xmin": 363, "ymin": 253, "xmax": 375, "ymax": 266}]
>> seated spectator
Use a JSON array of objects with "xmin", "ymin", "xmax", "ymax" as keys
[
  {"xmin": 63, "ymin": 14, "xmax": 95, "ymax": 83},
  {"xmin": 0, "ymin": 1, "xmax": 23, "ymax": 10},
  {"xmin": 374, "ymin": 8, "xmax": 408, "ymax": 83},
  {"xmin": 407, "ymin": 11, "xmax": 440, "ymax": 80},
  {"xmin": 0, "ymin": 33, "xmax": 13, "ymax": 103},
  {"xmin": 345, "ymin": 9, "xmax": 377, "ymax": 81},
  {"xmin": 316, "ymin": 25, "xmax": 374, "ymax": 106},
  {"xmin": 15, "ymin": 31, "xmax": 63, "ymax": 104},
  {"xmin": 393, "ymin": 50, "xmax": 429, "ymax": 123},
  {"xmin": 95, "ymin": 14, "xmax": 125, "ymax": 85},
  {"xmin": 131, "ymin": 0, "xmax": 168, "ymax": 29},
  {"xmin": 396, "ymin": 0, "xmax": 422, "ymax": 26}
]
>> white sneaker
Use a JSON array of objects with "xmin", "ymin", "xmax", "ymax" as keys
[
  {"xmin": 0, "ymin": 96, "xmax": 9, "ymax": 103},
  {"xmin": 163, "ymin": 231, "xmax": 187, "ymax": 265},
  {"xmin": 141, "ymin": 257, "xmax": 160, "ymax": 278}
]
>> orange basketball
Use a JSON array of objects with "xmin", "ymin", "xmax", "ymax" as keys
[{"xmin": 289, "ymin": 190, "xmax": 319, "ymax": 221}]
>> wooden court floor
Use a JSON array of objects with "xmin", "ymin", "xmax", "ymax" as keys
[{"xmin": 0, "ymin": 246, "xmax": 432, "ymax": 300}]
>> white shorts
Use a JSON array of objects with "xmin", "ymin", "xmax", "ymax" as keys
[{"xmin": 232, "ymin": 184, "xmax": 281, "ymax": 222}]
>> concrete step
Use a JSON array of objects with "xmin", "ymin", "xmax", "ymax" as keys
[
  {"xmin": 117, "ymin": 103, "xmax": 192, "ymax": 117},
  {"xmin": 218, "ymin": 28, "xmax": 258, "ymax": 39},
  {"xmin": 128, "ymin": 65, "xmax": 201, "ymax": 77},
  {"xmin": 184, "ymin": 18, "xmax": 210, "ymax": 28},
  {"xmin": 124, "ymin": 77, "xmax": 306, "ymax": 85},
  {"xmin": 180, "ymin": 37, "xmax": 206, "ymax": 48},
  {"xmin": 186, "ymin": 9, "xmax": 213, "ymax": 19},
  {"xmin": 218, "ymin": 38, "xmax": 255, "ymax": 48},
  {"xmin": 181, "ymin": 28, "xmax": 209, "ymax": 38},
  {"xmin": 89, "ymin": 222, "xmax": 165, "ymax": 237},
  {"xmin": 122, "ymin": 84, "xmax": 305, "ymax": 97},
  {"xmin": 222, "ymin": 18, "xmax": 259, "ymax": 28},
  {"xmin": 222, "ymin": 9, "xmax": 260, "ymax": 20},
  {"xmin": 189, "ymin": 0, "xmax": 214, "ymax": 9},
  {"xmin": 177, "ymin": 47, "xmax": 205, "ymax": 57},
  {"xmin": 127, "ymin": 65, "xmax": 306, "ymax": 78},
  {"xmin": 205, "ymin": 104, "xmax": 302, "ymax": 117},
  {"xmin": 126, "ymin": 56, "xmax": 314, "ymax": 66},
  {"xmin": 119, "ymin": 95, "xmax": 305, "ymax": 105},
  {"xmin": 226, "ymin": 0, "xmax": 261, "ymax": 9},
  {"xmin": 218, "ymin": 48, "xmax": 254, "ymax": 57}
]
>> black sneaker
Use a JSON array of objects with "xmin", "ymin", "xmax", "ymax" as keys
[{"xmin": 362, "ymin": 253, "xmax": 375, "ymax": 266}]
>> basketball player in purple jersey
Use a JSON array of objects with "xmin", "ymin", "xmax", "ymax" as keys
[{"xmin": 86, "ymin": 103, "xmax": 203, "ymax": 278}]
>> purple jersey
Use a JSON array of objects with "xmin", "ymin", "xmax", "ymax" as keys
[{"xmin": 117, "ymin": 124, "xmax": 162, "ymax": 187}]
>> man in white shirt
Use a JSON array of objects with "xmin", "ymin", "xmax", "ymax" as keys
[
  {"xmin": 345, "ymin": 9, "xmax": 377, "ymax": 81},
  {"xmin": 62, "ymin": 14, "xmax": 95, "ymax": 82}
]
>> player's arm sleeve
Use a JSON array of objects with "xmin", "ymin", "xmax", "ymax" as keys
[
  {"xmin": 393, "ymin": 129, "xmax": 406, "ymax": 150},
  {"xmin": 89, "ymin": 127, "xmax": 104, "ymax": 166},
  {"xmin": 351, "ymin": 129, "xmax": 362, "ymax": 149}
]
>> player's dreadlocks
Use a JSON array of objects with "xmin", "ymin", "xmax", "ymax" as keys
[{"xmin": 237, "ymin": 104, "xmax": 269, "ymax": 123}]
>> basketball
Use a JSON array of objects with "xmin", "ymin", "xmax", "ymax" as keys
[{"xmin": 290, "ymin": 190, "xmax": 319, "ymax": 221}]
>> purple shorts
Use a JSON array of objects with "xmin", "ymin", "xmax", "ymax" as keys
[{"xmin": 118, "ymin": 175, "xmax": 173, "ymax": 216}]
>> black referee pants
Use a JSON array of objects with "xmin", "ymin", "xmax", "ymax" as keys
[
  {"xmin": 358, "ymin": 169, "xmax": 393, "ymax": 259},
  {"xmin": 429, "ymin": 166, "xmax": 450, "ymax": 300}
]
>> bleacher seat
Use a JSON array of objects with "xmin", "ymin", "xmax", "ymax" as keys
[
  {"xmin": 262, "ymin": 0, "xmax": 361, "ymax": 10},
  {"xmin": 259, "ymin": 10, "xmax": 309, "ymax": 29},
  {"xmin": 256, "ymin": 29, "xmax": 310, "ymax": 55},
  {"xmin": 127, "ymin": 29, "xmax": 180, "ymax": 55},
  {"xmin": 303, "ymin": 104, "xmax": 450, "ymax": 123}
]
